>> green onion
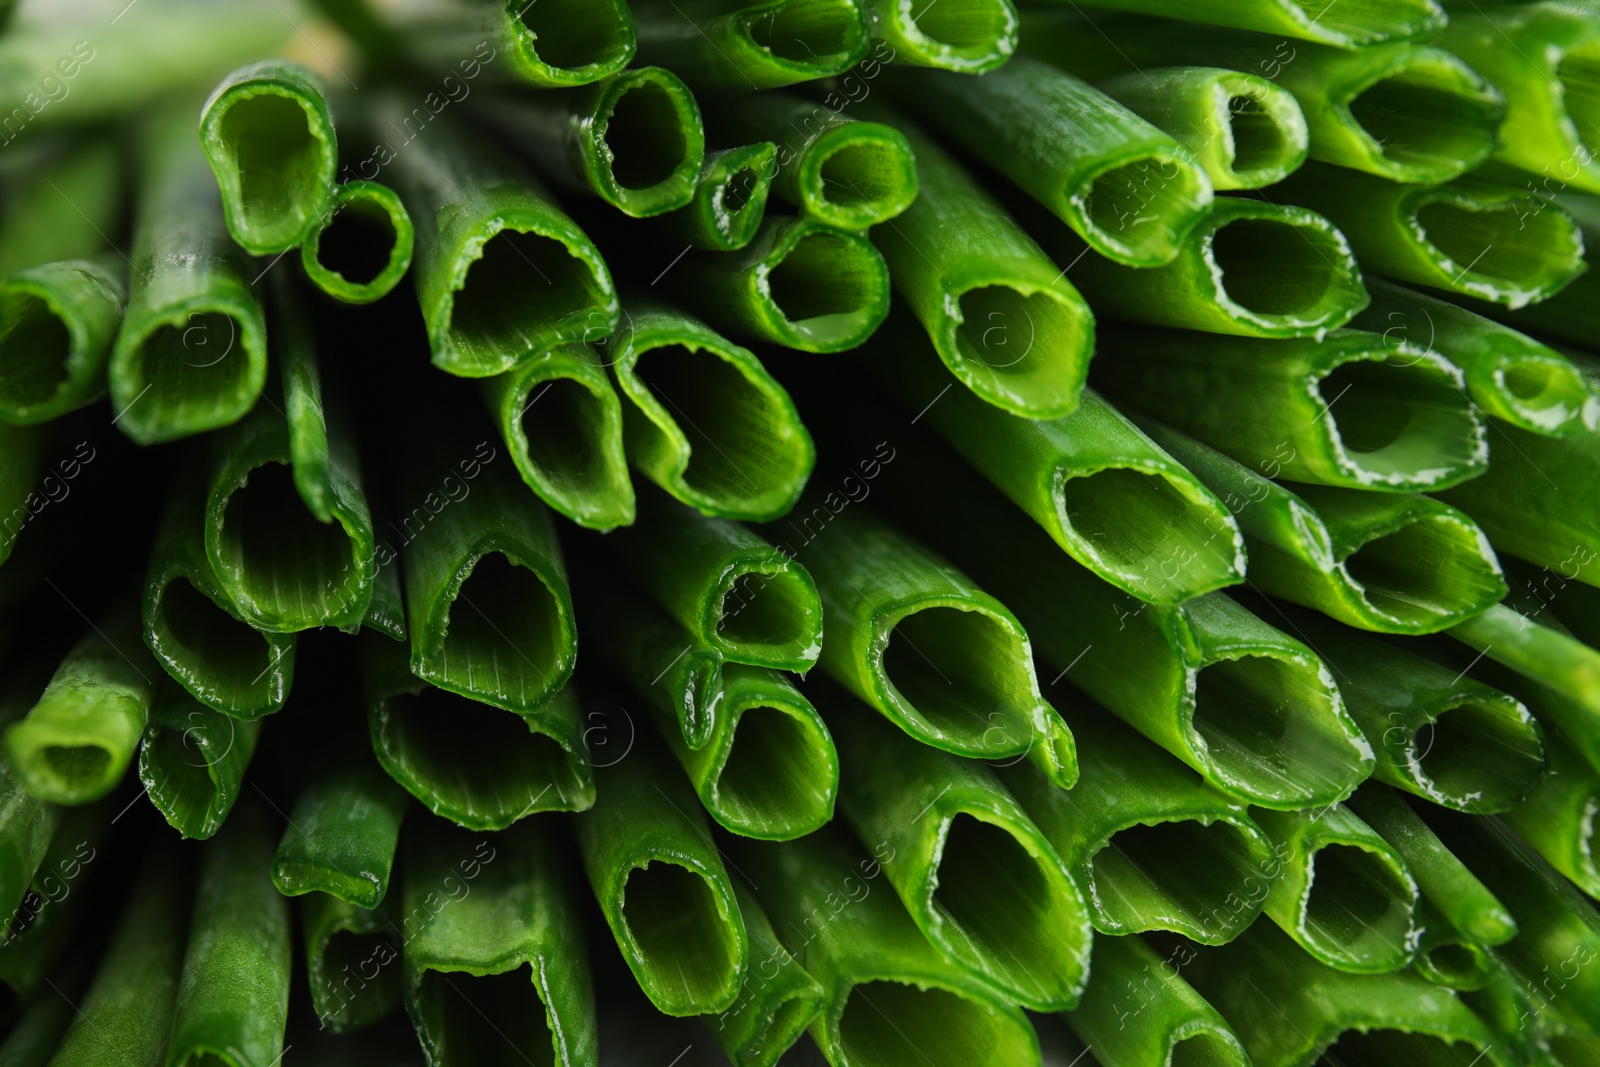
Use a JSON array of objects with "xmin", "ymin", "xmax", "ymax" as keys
[
  {"xmin": 611, "ymin": 491, "xmax": 823, "ymax": 674},
  {"xmin": 1351, "ymin": 279, "xmax": 1599, "ymax": 437},
  {"xmin": 0, "ymin": 139, "xmax": 120, "ymax": 283},
  {"xmin": 198, "ymin": 60, "xmax": 338, "ymax": 256},
  {"xmin": 364, "ymin": 559, "xmax": 407, "ymax": 643},
  {"xmin": 1253, "ymin": 803, "xmax": 1419, "ymax": 973},
  {"xmin": 301, "ymin": 893, "xmax": 400, "ymax": 1034},
  {"xmin": 574, "ymin": 744, "xmax": 748, "ymax": 1016},
  {"xmin": 1278, "ymin": 166, "xmax": 1587, "ymax": 309},
  {"xmin": 0, "ymin": 257, "xmax": 126, "ymax": 426},
  {"xmin": 707, "ymin": 93, "xmax": 917, "ymax": 231},
  {"xmin": 270, "ymin": 761, "xmax": 408, "ymax": 909},
  {"xmin": 3, "ymin": 603, "xmax": 155, "ymax": 805},
  {"xmin": 300, "ymin": 180, "xmax": 415, "ymax": 305},
  {"xmin": 668, "ymin": 213, "xmax": 890, "ymax": 353},
  {"xmin": 1100, "ymin": 326, "xmax": 1489, "ymax": 491},
  {"xmin": 1027, "ymin": 0, "xmax": 1442, "ymax": 48},
  {"xmin": 1096, "ymin": 66, "xmax": 1308, "ymax": 190},
  {"xmin": 734, "ymin": 826, "xmax": 1041, "ymax": 1066},
  {"xmin": 401, "ymin": 817, "xmax": 596, "ymax": 1066},
  {"xmin": 110, "ymin": 109, "xmax": 269, "ymax": 445},
  {"xmin": 609, "ymin": 301, "xmax": 815, "ymax": 521},
  {"xmin": 1055, "ymin": 196, "xmax": 1368, "ymax": 338},
  {"xmin": 364, "ymin": 638, "xmax": 594, "ymax": 830},
  {"xmin": 143, "ymin": 484, "xmax": 296, "ymax": 719},
  {"xmin": 829, "ymin": 693, "xmax": 1090, "ymax": 1011},
  {"xmin": 870, "ymin": 121, "xmax": 1094, "ymax": 419},
  {"xmin": 137, "ymin": 684, "xmax": 261, "ymax": 840},
  {"xmin": 1064, "ymin": 934, "xmax": 1249, "ymax": 1067},
  {"xmin": 400, "ymin": 457, "xmax": 576, "ymax": 712},
  {"xmin": 378, "ymin": 105, "xmax": 618, "ymax": 378},
  {"xmin": 41, "ymin": 851, "xmax": 187, "ymax": 1067},
  {"xmin": 1484, "ymin": 190, "xmax": 1600, "ymax": 348},
  {"xmin": 0, "ymin": 801, "xmax": 106, "ymax": 999},
  {"xmin": 790, "ymin": 505, "xmax": 1076, "ymax": 786},
  {"xmin": 0, "ymin": 422, "xmax": 44, "ymax": 567},
  {"xmin": 166, "ymin": 808, "xmax": 291, "ymax": 1067},
  {"xmin": 1347, "ymin": 784, "xmax": 1518, "ymax": 990},
  {"xmin": 483, "ymin": 342, "xmax": 635, "ymax": 531},
  {"xmin": 888, "ymin": 55, "xmax": 1213, "ymax": 267},
  {"xmin": 651, "ymin": 144, "xmax": 778, "ymax": 252},
  {"xmin": 860, "ymin": 0, "xmax": 1017, "ymax": 72},
  {"xmin": 0, "ymin": 694, "xmax": 56, "ymax": 941},
  {"xmin": 711, "ymin": 884, "xmax": 824, "ymax": 1067},
  {"xmin": 1503, "ymin": 728, "xmax": 1600, "ymax": 900},
  {"xmin": 1000, "ymin": 707, "xmax": 1276, "ymax": 945},
  {"xmin": 632, "ymin": 0, "xmax": 868, "ymax": 90}
]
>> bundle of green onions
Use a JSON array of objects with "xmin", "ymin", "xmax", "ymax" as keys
[{"xmin": 5, "ymin": 0, "xmax": 1600, "ymax": 1064}]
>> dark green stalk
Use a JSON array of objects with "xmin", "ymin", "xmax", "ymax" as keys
[
  {"xmin": 573, "ymin": 744, "xmax": 748, "ymax": 1016},
  {"xmin": 1000, "ymin": 707, "xmax": 1276, "ymax": 945},
  {"xmin": 137, "ymin": 685, "xmax": 262, "ymax": 840},
  {"xmin": 166, "ymin": 808, "xmax": 291, "ymax": 1067},
  {"xmin": 1485, "ymin": 191, "xmax": 1600, "ymax": 348},
  {"xmin": 0, "ymin": 693, "xmax": 56, "ymax": 946},
  {"xmin": 301, "ymin": 893, "xmax": 400, "ymax": 1034},
  {"xmin": 667, "ymin": 213, "xmax": 889, "ymax": 353},
  {"xmin": 0, "ymin": 421, "xmax": 44, "ymax": 567},
  {"xmin": 0, "ymin": 801, "xmax": 106, "ymax": 999},
  {"xmin": 710, "ymin": 884, "xmax": 824, "ymax": 1067},
  {"xmin": 608, "ymin": 301, "xmax": 815, "ymax": 521},
  {"xmin": 1352, "ymin": 279, "xmax": 1599, "ymax": 437},
  {"xmin": 482, "ymin": 342, "xmax": 635, "ymax": 531},
  {"xmin": 198, "ymin": 60, "xmax": 338, "ymax": 255},
  {"xmin": 1097, "ymin": 66, "xmax": 1308, "ymax": 190},
  {"xmin": 300, "ymin": 180, "xmax": 414, "ymax": 305},
  {"xmin": 1503, "ymin": 727, "xmax": 1600, "ymax": 900},
  {"xmin": 0, "ymin": 962, "xmax": 80, "ymax": 1067},
  {"xmin": 887, "ymin": 55, "xmax": 1213, "ymax": 266},
  {"xmin": 276, "ymin": 279, "xmax": 350, "ymax": 528},
  {"xmin": 1026, "ymin": 0, "xmax": 1442, "ymax": 47},
  {"xmin": 651, "ymin": 144, "xmax": 778, "ymax": 252},
  {"xmin": 609, "ymin": 491, "xmax": 823, "ymax": 674},
  {"xmin": 0, "ymin": 257, "xmax": 125, "ymax": 426},
  {"xmin": 401, "ymin": 817, "xmax": 595, "ymax": 1067},
  {"xmin": 860, "ymin": 0, "xmax": 1017, "ymax": 72},
  {"xmin": 364, "ymin": 638, "xmax": 594, "ymax": 830},
  {"xmin": 632, "ymin": 0, "xmax": 869, "ymax": 90},
  {"xmin": 869, "ymin": 118, "xmax": 1094, "ymax": 419},
  {"xmin": 271, "ymin": 761, "xmax": 409, "ymax": 909},
  {"xmin": 1098, "ymin": 326, "xmax": 1489, "ymax": 491},
  {"xmin": 829, "ymin": 693, "xmax": 1092, "ymax": 1011},
  {"xmin": 1277, "ymin": 166, "xmax": 1587, "ymax": 309}
]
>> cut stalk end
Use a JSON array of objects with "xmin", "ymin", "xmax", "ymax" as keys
[
  {"xmin": 1409, "ymin": 186, "xmax": 1586, "ymax": 308},
  {"xmin": 1414, "ymin": 938, "xmax": 1495, "ymax": 990},
  {"xmin": 1087, "ymin": 816, "xmax": 1273, "ymax": 942},
  {"xmin": 1394, "ymin": 697, "xmax": 1544, "ymax": 812},
  {"xmin": 705, "ymin": 692, "xmax": 836, "ymax": 839},
  {"xmin": 412, "ymin": 964, "xmax": 559, "ymax": 1066},
  {"xmin": 1204, "ymin": 203, "xmax": 1367, "ymax": 337},
  {"xmin": 204, "ymin": 82, "xmax": 338, "ymax": 255},
  {"xmin": 944, "ymin": 281, "xmax": 1093, "ymax": 419},
  {"xmin": 709, "ymin": 560, "xmax": 822, "ymax": 671},
  {"xmin": 301, "ymin": 181, "xmax": 414, "ymax": 305},
  {"xmin": 0, "ymin": 281, "xmax": 79, "ymax": 424},
  {"xmin": 834, "ymin": 980, "xmax": 1037, "ymax": 1067},
  {"xmin": 145, "ymin": 573, "xmax": 293, "ymax": 719},
  {"xmin": 698, "ymin": 144, "xmax": 776, "ymax": 251},
  {"xmin": 1334, "ymin": 507, "xmax": 1506, "ymax": 633},
  {"xmin": 1296, "ymin": 841, "xmax": 1417, "ymax": 972},
  {"xmin": 1074, "ymin": 152, "xmax": 1212, "ymax": 267},
  {"xmin": 1342, "ymin": 50, "xmax": 1503, "ymax": 183},
  {"xmin": 757, "ymin": 221, "xmax": 889, "ymax": 352},
  {"xmin": 111, "ymin": 306, "xmax": 266, "ymax": 444},
  {"xmin": 880, "ymin": 0, "xmax": 1018, "ymax": 73},
  {"xmin": 507, "ymin": 0, "xmax": 636, "ymax": 85},
  {"xmin": 310, "ymin": 922, "xmax": 401, "ymax": 1034},
  {"xmin": 595, "ymin": 68, "xmax": 704, "ymax": 217},
  {"xmin": 800, "ymin": 122, "xmax": 918, "ymax": 231},
  {"xmin": 1494, "ymin": 352, "xmax": 1597, "ymax": 435},
  {"xmin": 739, "ymin": 0, "xmax": 868, "ymax": 80},
  {"xmin": 1216, "ymin": 74, "xmax": 1308, "ymax": 188},
  {"xmin": 618, "ymin": 860, "xmax": 742, "ymax": 1015}
]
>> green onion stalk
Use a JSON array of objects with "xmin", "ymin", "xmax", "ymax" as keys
[
  {"xmin": 300, "ymin": 179, "xmax": 415, "ymax": 305},
  {"xmin": 1023, "ymin": 0, "xmax": 1443, "ymax": 48},
  {"xmin": 270, "ymin": 760, "xmax": 409, "ymax": 909},
  {"xmin": 0, "ymin": 422, "xmax": 45, "ymax": 567},
  {"xmin": 301, "ymin": 892, "xmax": 401, "ymax": 1034},
  {"xmin": 0, "ymin": 800, "xmax": 109, "ymax": 999},
  {"xmin": 647, "ymin": 143, "xmax": 779, "ymax": 252},
  {"xmin": 710, "ymin": 884, "xmax": 824, "ymax": 1067},
  {"xmin": 1488, "ymin": 191, "xmax": 1600, "ymax": 346},
  {"xmin": 0, "ymin": 690, "xmax": 57, "ymax": 948},
  {"xmin": 137, "ymin": 683, "xmax": 262, "ymax": 840},
  {"xmin": 0, "ymin": 139, "xmax": 120, "ymax": 283},
  {"xmin": 631, "ymin": 0, "xmax": 868, "ymax": 90},
  {"xmin": 1503, "ymin": 725, "xmax": 1600, "ymax": 901},
  {"xmin": 858, "ymin": 0, "xmax": 1017, "ymax": 72}
]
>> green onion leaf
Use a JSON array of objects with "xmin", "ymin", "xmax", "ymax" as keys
[
  {"xmin": 300, "ymin": 180, "xmax": 415, "ymax": 305},
  {"xmin": 270, "ymin": 761, "xmax": 408, "ymax": 909},
  {"xmin": 0, "ymin": 422, "xmax": 44, "ymax": 567},
  {"xmin": 0, "ymin": 257, "xmax": 126, "ymax": 426},
  {"xmin": 1026, "ymin": 0, "xmax": 1442, "ymax": 48},
  {"xmin": 650, "ymin": 144, "xmax": 778, "ymax": 252},
  {"xmin": 0, "ymin": 140, "xmax": 120, "ymax": 283},
  {"xmin": 0, "ymin": 692, "xmax": 57, "ymax": 945},
  {"xmin": 301, "ymin": 893, "xmax": 400, "ymax": 1034},
  {"xmin": 0, "ymin": 800, "xmax": 108, "ymax": 999},
  {"xmin": 710, "ymin": 884, "xmax": 824, "ymax": 1067},
  {"xmin": 632, "ymin": 0, "xmax": 869, "ymax": 90},
  {"xmin": 860, "ymin": 0, "xmax": 1017, "ymax": 73},
  {"xmin": 137, "ymin": 684, "xmax": 262, "ymax": 840}
]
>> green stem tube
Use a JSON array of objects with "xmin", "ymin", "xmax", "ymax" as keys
[
  {"xmin": 1504, "ymin": 721, "xmax": 1600, "ymax": 900},
  {"xmin": 631, "ymin": 0, "xmax": 869, "ymax": 90},
  {"xmin": 1471, "ymin": 190, "xmax": 1600, "ymax": 348},
  {"xmin": 0, "ymin": 257, "xmax": 126, "ymax": 427},
  {"xmin": 301, "ymin": 893, "xmax": 400, "ymax": 1034},
  {"xmin": 0, "ymin": 421, "xmax": 44, "ymax": 567},
  {"xmin": 0, "ymin": 691, "xmax": 56, "ymax": 946},
  {"xmin": 299, "ymin": 180, "xmax": 414, "ymax": 305},
  {"xmin": 0, "ymin": 800, "xmax": 106, "ymax": 999},
  {"xmin": 137, "ymin": 685, "xmax": 261, "ymax": 840},
  {"xmin": 1027, "ymin": 0, "xmax": 1442, "ymax": 48},
  {"xmin": 650, "ymin": 143, "xmax": 778, "ymax": 252},
  {"xmin": 859, "ymin": 0, "xmax": 1017, "ymax": 72},
  {"xmin": 710, "ymin": 884, "xmax": 824, "ymax": 1067},
  {"xmin": 270, "ymin": 761, "xmax": 409, "ymax": 909},
  {"xmin": 0, "ymin": 139, "xmax": 120, "ymax": 282}
]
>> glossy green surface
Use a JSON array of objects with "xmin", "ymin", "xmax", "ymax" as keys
[
  {"xmin": 633, "ymin": 0, "xmax": 868, "ymax": 90},
  {"xmin": 300, "ymin": 180, "xmax": 415, "ymax": 305},
  {"xmin": 138, "ymin": 686, "xmax": 262, "ymax": 839},
  {"xmin": 271, "ymin": 761, "xmax": 408, "ymax": 908},
  {"xmin": 0, "ymin": 257, "xmax": 126, "ymax": 425}
]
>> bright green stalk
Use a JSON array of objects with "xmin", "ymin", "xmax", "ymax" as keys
[
  {"xmin": 270, "ymin": 761, "xmax": 409, "ymax": 909},
  {"xmin": 860, "ymin": 0, "xmax": 1016, "ymax": 72},
  {"xmin": 881, "ymin": 348, "xmax": 1243, "ymax": 603},
  {"xmin": 652, "ymin": 144, "xmax": 778, "ymax": 252},
  {"xmin": 1438, "ymin": 2, "xmax": 1600, "ymax": 194},
  {"xmin": 1181, "ymin": 921, "xmax": 1507, "ymax": 1067},
  {"xmin": 668, "ymin": 213, "xmax": 889, "ymax": 353},
  {"xmin": 1279, "ymin": 166, "xmax": 1587, "ymax": 309},
  {"xmin": 300, "ymin": 180, "xmax": 414, "ymax": 305},
  {"xmin": 0, "ymin": 694, "xmax": 56, "ymax": 947},
  {"xmin": 887, "ymin": 55, "xmax": 1213, "ymax": 266},
  {"xmin": 276, "ymin": 281, "xmax": 348, "ymax": 529},
  {"xmin": 111, "ymin": 109, "xmax": 269, "ymax": 445},
  {"xmin": 482, "ymin": 343, "xmax": 635, "ymax": 531},
  {"xmin": 400, "ymin": 454, "xmax": 576, "ymax": 713},
  {"xmin": 1097, "ymin": 66, "xmax": 1308, "ymax": 190},
  {"xmin": 573, "ymin": 745, "xmax": 748, "ymax": 1016},
  {"xmin": 1027, "ymin": 0, "xmax": 1441, "ymax": 47},
  {"xmin": 198, "ymin": 60, "xmax": 337, "ymax": 256},
  {"xmin": 608, "ymin": 301, "xmax": 814, "ymax": 521},
  {"xmin": 301, "ymin": 893, "xmax": 400, "ymax": 1035},
  {"xmin": 711, "ymin": 884, "xmax": 823, "ymax": 1067},
  {"xmin": 43, "ymin": 851, "xmax": 187, "ymax": 1067},
  {"xmin": 1348, "ymin": 784, "xmax": 1518, "ymax": 991},
  {"xmin": 1100, "ymin": 326, "xmax": 1489, "ymax": 491},
  {"xmin": 610, "ymin": 492, "xmax": 823, "ymax": 674},
  {"xmin": 364, "ymin": 639, "xmax": 594, "ymax": 830},
  {"xmin": 0, "ymin": 140, "xmax": 120, "ymax": 282},
  {"xmin": 632, "ymin": 0, "xmax": 869, "ymax": 90},
  {"xmin": 401, "ymin": 817, "xmax": 596, "ymax": 1067},
  {"xmin": 143, "ymin": 484, "xmax": 295, "ymax": 719},
  {"xmin": 0, "ymin": 257, "xmax": 125, "ymax": 426},
  {"xmin": 1137, "ymin": 416, "xmax": 1507, "ymax": 635},
  {"xmin": 488, "ymin": 67, "xmax": 705, "ymax": 218},
  {"xmin": 734, "ymin": 827, "xmax": 1041, "ymax": 1067},
  {"xmin": 137, "ymin": 685, "xmax": 261, "ymax": 840},
  {"xmin": 830, "ymin": 696, "xmax": 1091, "ymax": 1011},
  {"xmin": 1352, "ymin": 279, "xmax": 1599, "ymax": 437},
  {"xmin": 165, "ymin": 808, "xmax": 291, "ymax": 1067},
  {"xmin": 1061, "ymin": 196, "xmax": 1367, "ymax": 338},
  {"xmin": 785, "ymin": 504, "xmax": 1076, "ymax": 787},
  {"xmin": 707, "ymin": 93, "xmax": 916, "ymax": 231},
  {"xmin": 1503, "ymin": 727, "xmax": 1600, "ymax": 901},
  {"xmin": 869, "ymin": 118, "xmax": 1094, "ymax": 419},
  {"xmin": 1064, "ymin": 934, "xmax": 1249, "ymax": 1067},
  {"xmin": 3, "ymin": 603, "xmax": 156, "ymax": 805},
  {"xmin": 1000, "ymin": 708, "xmax": 1275, "ymax": 945},
  {"xmin": 0, "ymin": 421, "xmax": 44, "ymax": 567},
  {"xmin": 376, "ymin": 102, "xmax": 617, "ymax": 378}
]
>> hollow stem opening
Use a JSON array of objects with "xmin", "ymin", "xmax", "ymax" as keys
[
  {"xmin": 894, "ymin": 0, "xmax": 1016, "ymax": 58},
  {"xmin": 1287, "ymin": 0, "xmax": 1442, "ymax": 44},
  {"xmin": 144, "ymin": 724, "xmax": 218, "ymax": 829},
  {"xmin": 881, "ymin": 605, "xmax": 1036, "ymax": 752},
  {"xmin": 313, "ymin": 197, "xmax": 396, "ymax": 286},
  {"xmin": 709, "ymin": 701, "xmax": 833, "ymax": 835},
  {"xmin": 714, "ymin": 565, "xmax": 816, "ymax": 665},
  {"xmin": 951, "ymin": 284, "xmax": 1091, "ymax": 414},
  {"xmin": 38, "ymin": 744, "xmax": 111, "ymax": 792},
  {"xmin": 1316, "ymin": 354, "xmax": 1482, "ymax": 485},
  {"xmin": 315, "ymin": 928, "xmax": 402, "ymax": 1030},
  {"xmin": 1300, "ymin": 842, "xmax": 1415, "ymax": 966},
  {"xmin": 745, "ymin": 0, "xmax": 862, "ymax": 65},
  {"xmin": 1209, "ymin": 215, "xmax": 1357, "ymax": 322},
  {"xmin": 1088, "ymin": 818, "xmax": 1266, "ymax": 939},
  {"xmin": 1496, "ymin": 354, "xmax": 1594, "ymax": 433},
  {"xmin": 514, "ymin": 0, "xmax": 633, "ymax": 73},
  {"xmin": 215, "ymin": 91, "xmax": 328, "ymax": 250},
  {"xmin": 448, "ymin": 228, "xmax": 606, "ymax": 370},
  {"xmin": 428, "ymin": 552, "xmax": 566, "ymax": 708},
  {"xmin": 1416, "ymin": 940, "xmax": 1492, "ymax": 989},
  {"xmin": 1346, "ymin": 58, "xmax": 1501, "ymax": 178},
  {"xmin": 836, "ymin": 981, "xmax": 1033, "ymax": 1067},
  {"xmin": 1078, "ymin": 153, "xmax": 1209, "ymax": 263},
  {"xmin": 1415, "ymin": 194, "xmax": 1584, "ymax": 296},
  {"xmin": 1323, "ymin": 1027, "xmax": 1488, "ymax": 1067},
  {"xmin": 619, "ymin": 861, "xmax": 739, "ymax": 1010},
  {"xmin": 1170, "ymin": 1032, "xmax": 1247, "ymax": 1067},
  {"xmin": 0, "ymin": 289, "xmax": 71, "ymax": 411},
  {"xmin": 1226, "ymin": 95, "xmax": 1291, "ymax": 176},
  {"xmin": 151, "ymin": 576, "xmax": 278, "ymax": 698},
  {"xmin": 1341, "ymin": 512, "xmax": 1504, "ymax": 629},
  {"xmin": 1408, "ymin": 699, "xmax": 1544, "ymax": 811},
  {"xmin": 128, "ymin": 311, "xmax": 253, "ymax": 431},
  {"xmin": 604, "ymin": 80, "xmax": 690, "ymax": 191},
  {"xmin": 416, "ymin": 965, "xmax": 555, "ymax": 1067},
  {"xmin": 808, "ymin": 128, "xmax": 915, "ymax": 228},
  {"xmin": 517, "ymin": 374, "xmax": 613, "ymax": 504},
  {"xmin": 763, "ymin": 228, "xmax": 884, "ymax": 348}
]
